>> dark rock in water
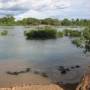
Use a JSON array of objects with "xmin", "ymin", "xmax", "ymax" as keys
[
  {"xmin": 59, "ymin": 66, "xmax": 64, "ymax": 69},
  {"xmin": 75, "ymin": 65, "xmax": 80, "ymax": 68},
  {"xmin": 59, "ymin": 66, "xmax": 64, "ymax": 68},
  {"xmin": 58, "ymin": 66, "xmax": 65, "ymax": 71},
  {"xmin": 6, "ymin": 67, "xmax": 31, "ymax": 76},
  {"xmin": 61, "ymin": 70, "xmax": 67, "ymax": 74},
  {"xmin": 58, "ymin": 66, "xmax": 69, "ymax": 74},
  {"xmin": 71, "ymin": 66, "xmax": 75, "ymax": 69},
  {"xmin": 65, "ymin": 68, "xmax": 70, "ymax": 71},
  {"xmin": 26, "ymin": 68, "xmax": 31, "ymax": 72}
]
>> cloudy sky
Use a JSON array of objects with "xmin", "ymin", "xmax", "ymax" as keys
[{"xmin": 0, "ymin": 0, "xmax": 90, "ymax": 19}]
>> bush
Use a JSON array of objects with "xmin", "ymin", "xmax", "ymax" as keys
[
  {"xmin": 83, "ymin": 27, "xmax": 90, "ymax": 40},
  {"xmin": 64, "ymin": 29, "xmax": 81, "ymax": 37},
  {"xmin": 57, "ymin": 31, "xmax": 64, "ymax": 37},
  {"xmin": 72, "ymin": 39, "xmax": 82, "ymax": 47},
  {"xmin": 25, "ymin": 28, "xmax": 57, "ymax": 40},
  {"xmin": 0, "ymin": 30, "xmax": 8, "ymax": 36}
]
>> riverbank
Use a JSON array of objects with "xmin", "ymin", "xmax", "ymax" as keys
[
  {"xmin": 0, "ymin": 59, "xmax": 88, "ymax": 87},
  {"xmin": 0, "ymin": 84, "xmax": 64, "ymax": 90}
]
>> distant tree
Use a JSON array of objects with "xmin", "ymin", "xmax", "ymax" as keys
[
  {"xmin": 61, "ymin": 18, "xmax": 71, "ymax": 26},
  {"xmin": 41, "ymin": 18, "xmax": 61, "ymax": 25},
  {"xmin": 0, "ymin": 15, "xmax": 15, "ymax": 25},
  {"xmin": 20, "ymin": 18, "xmax": 40, "ymax": 25}
]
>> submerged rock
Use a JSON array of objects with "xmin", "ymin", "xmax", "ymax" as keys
[
  {"xmin": 61, "ymin": 70, "xmax": 67, "ymax": 74},
  {"xmin": 6, "ymin": 68, "xmax": 31, "ymax": 76},
  {"xmin": 41, "ymin": 72, "xmax": 48, "ymax": 77},
  {"xmin": 75, "ymin": 65, "xmax": 80, "ymax": 68},
  {"xmin": 6, "ymin": 71, "xmax": 19, "ymax": 75}
]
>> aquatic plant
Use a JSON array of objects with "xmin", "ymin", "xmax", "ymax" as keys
[
  {"xmin": 64, "ymin": 29, "xmax": 81, "ymax": 37},
  {"xmin": 57, "ymin": 31, "xmax": 64, "ymax": 37},
  {"xmin": 0, "ymin": 30, "xmax": 8, "ymax": 36},
  {"xmin": 72, "ymin": 39, "xmax": 82, "ymax": 47},
  {"xmin": 25, "ymin": 28, "xmax": 57, "ymax": 40}
]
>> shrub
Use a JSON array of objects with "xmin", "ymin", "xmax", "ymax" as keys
[
  {"xmin": 64, "ymin": 29, "xmax": 81, "ymax": 37},
  {"xmin": 83, "ymin": 27, "xmax": 90, "ymax": 40},
  {"xmin": 25, "ymin": 28, "xmax": 57, "ymax": 40},
  {"xmin": 0, "ymin": 30, "xmax": 8, "ymax": 36},
  {"xmin": 72, "ymin": 39, "xmax": 82, "ymax": 47},
  {"xmin": 57, "ymin": 31, "xmax": 64, "ymax": 37}
]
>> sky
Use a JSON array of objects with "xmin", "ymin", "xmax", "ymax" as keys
[{"xmin": 0, "ymin": 0, "xmax": 90, "ymax": 19}]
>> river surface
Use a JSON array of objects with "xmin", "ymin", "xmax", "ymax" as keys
[{"xmin": 0, "ymin": 26, "xmax": 89, "ymax": 86}]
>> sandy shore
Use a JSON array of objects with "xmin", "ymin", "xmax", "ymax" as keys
[
  {"xmin": 0, "ymin": 72, "xmax": 52, "ymax": 88},
  {"xmin": 0, "ymin": 84, "xmax": 63, "ymax": 90},
  {"xmin": 0, "ymin": 59, "xmax": 87, "ymax": 88}
]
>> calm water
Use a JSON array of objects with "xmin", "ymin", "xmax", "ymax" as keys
[{"xmin": 0, "ymin": 26, "xmax": 89, "ymax": 84}]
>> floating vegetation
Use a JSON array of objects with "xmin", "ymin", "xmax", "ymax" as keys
[
  {"xmin": 72, "ymin": 39, "xmax": 82, "ymax": 47},
  {"xmin": 0, "ymin": 30, "xmax": 8, "ymax": 36},
  {"xmin": 64, "ymin": 29, "xmax": 81, "ymax": 37},
  {"xmin": 57, "ymin": 31, "xmax": 64, "ymax": 37}
]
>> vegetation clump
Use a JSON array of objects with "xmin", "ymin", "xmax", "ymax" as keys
[
  {"xmin": 71, "ymin": 27, "xmax": 90, "ymax": 53},
  {"xmin": 0, "ymin": 30, "xmax": 8, "ymax": 36},
  {"xmin": 64, "ymin": 29, "xmax": 81, "ymax": 37},
  {"xmin": 57, "ymin": 31, "xmax": 64, "ymax": 37},
  {"xmin": 24, "ymin": 28, "xmax": 57, "ymax": 40},
  {"xmin": 83, "ymin": 27, "xmax": 90, "ymax": 40},
  {"xmin": 72, "ymin": 39, "xmax": 82, "ymax": 47}
]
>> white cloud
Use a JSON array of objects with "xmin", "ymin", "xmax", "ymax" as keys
[{"xmin": 0, "ymin": 0, "xmax": 90, "ymax": 19}]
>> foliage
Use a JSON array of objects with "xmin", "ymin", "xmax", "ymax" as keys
[
  {"xmin": 57, "ymin": 31, "xmax": 64, "ymax": 37},
  {"xmin": 72, "ymin": 39, "xmax": 82, "ymax": 47},
  {"xmin": 0, "ymin": 15, "xmax": 15, "ymax": 25},
  {"xmin": 71, "ymin": 27, "xmax": 90, "ymax": 53},
  {"xmin": 83, "ymin": 27, "xmax": 90, "ymax": 40},
  {"xmin": 17, "ymin": 18, "xmax": 40, "ymax": 25},
  {"xmin": 24, "ymin": 28, "xmax": 57, "ymax": 40},
  {"xmin": 0, "ymin": 15, "xmax": 90, "ymax": 26},
  {"xmin": 61, "ymin": 18, "xmax": 71, "ymax": 26},
  {"xmin": 41, "ymin": 18, "xmax": 61, "ymax": 26},
  {"xmin": 84, "ymin": 40, "xmax": 90, "ymax": 53},
  {"xmin": 64, "ymin": 29, "xmax": 81, "ymax": 37},
  {"xmin": 0, "ymin": 30, "xmax": 8, "ymax": 36}
]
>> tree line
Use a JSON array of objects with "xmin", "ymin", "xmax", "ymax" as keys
[{"xmin": 0, "ymin": 15, "xmax": 90, "ymax": 26}]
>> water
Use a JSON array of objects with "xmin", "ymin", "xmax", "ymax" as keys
[
  {"xmin": 0, "ymin": 26, "xmax": 85, "ymax": 64},
  {"xmin": 0, "ymin": 26, "xmax": 89, "ymax": 85}
]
